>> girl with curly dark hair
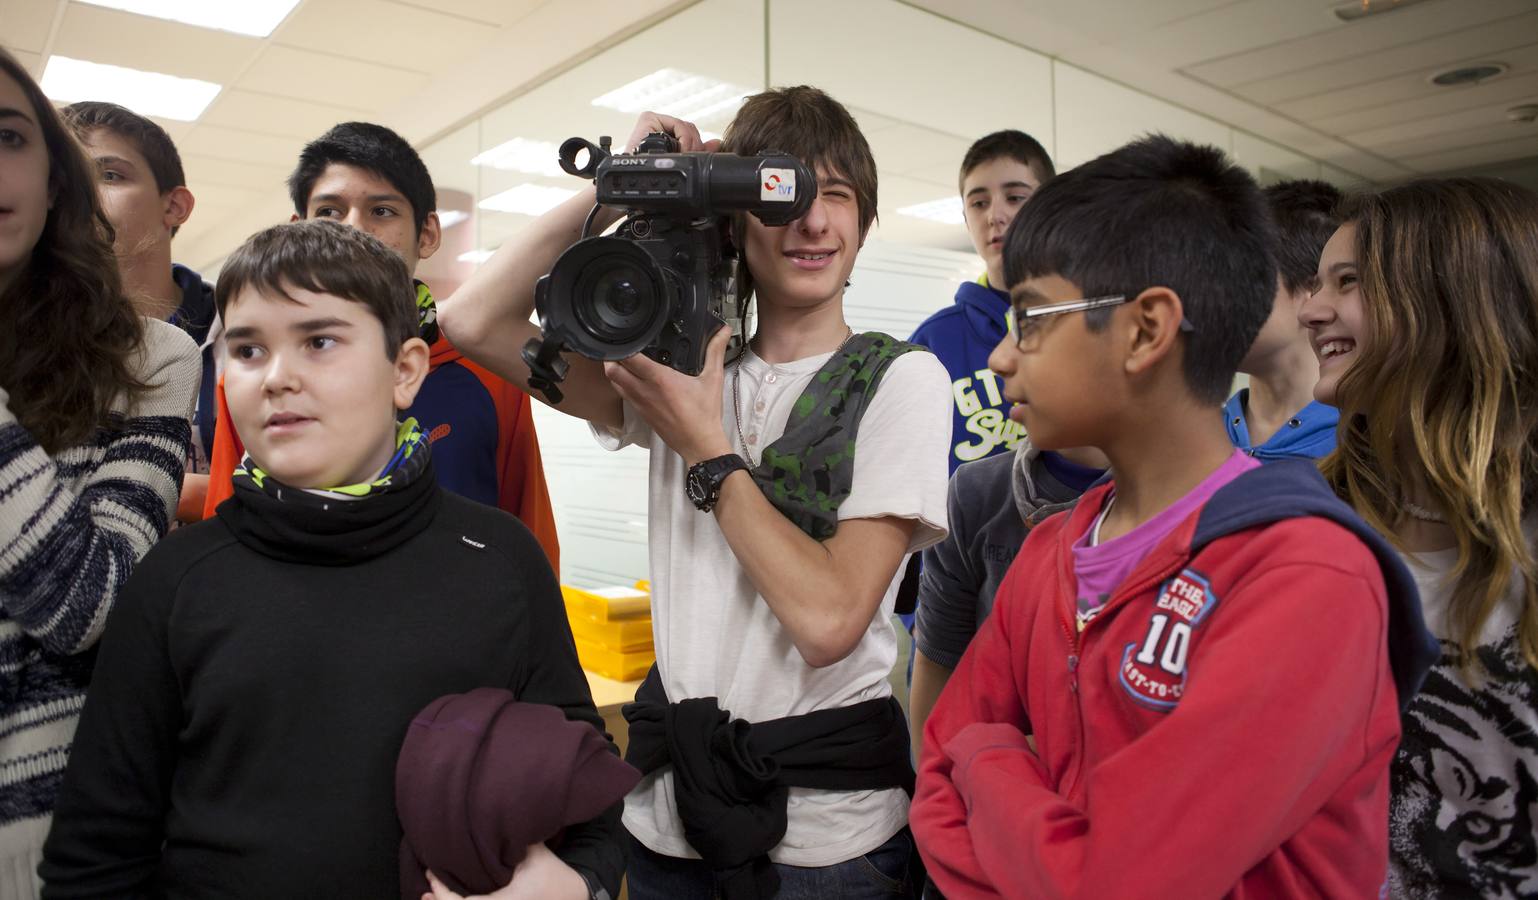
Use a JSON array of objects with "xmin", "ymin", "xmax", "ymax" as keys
[{"xmin": 0, "ymin": 49, "xmax": 198, "ymax": 893}]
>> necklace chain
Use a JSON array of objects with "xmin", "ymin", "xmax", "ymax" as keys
[
  {"xmin": 732, "ymin": 327, "xmax": 854, "ymax": 467},
  {"xmin": 1404, "ymin": 499, "xmax": 1446, "ymax": 524}
]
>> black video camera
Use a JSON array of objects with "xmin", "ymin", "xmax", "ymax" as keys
[{"xmin": 521, "ymin": 132, "xmax": 816, "ymax": 403}]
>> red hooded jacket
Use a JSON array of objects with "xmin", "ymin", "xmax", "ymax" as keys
[{"xmin": 912, "ymin": 460, "xmax": 1436, "ymax": 900}]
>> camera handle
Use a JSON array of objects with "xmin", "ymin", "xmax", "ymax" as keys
[{"xmin": 521, "ymin": 335, "xmax": 570, "ymax": 405}]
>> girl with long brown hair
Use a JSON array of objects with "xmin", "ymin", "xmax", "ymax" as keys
[
  {"xmin": 0, "ymin": 49, "xmax": 198, "ymax": 894},
  {"xmin": 1301, "ymin": 176, "xmax": 1538, "ymax": 899}
]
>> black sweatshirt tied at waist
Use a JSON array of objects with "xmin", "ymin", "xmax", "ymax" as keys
[{"xmin": 621, "ymin": 665, "xmax": 915, "ymax": 900}]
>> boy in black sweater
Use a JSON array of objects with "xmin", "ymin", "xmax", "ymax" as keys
[{"xmin": 39, "ymin": 220, "xmax": 619, "ymax": 900}]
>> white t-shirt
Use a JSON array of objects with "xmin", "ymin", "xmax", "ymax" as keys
[
  {"xmin": 593, "ymin": 345, "xmax": 950, "ymax": 866},
  {"xmin": 1389, "ymin": 537, "xmax": 1538, "ymax": 899}
]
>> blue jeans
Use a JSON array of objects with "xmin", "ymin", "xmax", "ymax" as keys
[{"xmin": 625, "ymin": 827, "xmax": 918, "ymax": 900}]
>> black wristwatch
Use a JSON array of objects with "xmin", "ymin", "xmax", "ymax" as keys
[{"xmin": 685, "ymin": 453, "xmax": 750, "ymax": 512}]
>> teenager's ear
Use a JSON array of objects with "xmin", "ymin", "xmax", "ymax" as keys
[
  {"xmin": 289, "ymin": 212, "xmax": 302, "ymax": 223},
  {"xmin": 1121, "ymin": 286, "xmax": 1186, "ymax": 379},
  {"xmin": 163, "ymin": 186, "xmax": 195, "ymax": 232},
  {"xmin": 391, "ymin": 336, "xmax": 432, "ymax": 410},
  {"xmin": 415, "ymin": 211, "xmax": 442, "ymax": 263}
]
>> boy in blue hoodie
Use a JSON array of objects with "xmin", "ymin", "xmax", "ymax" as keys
[
  {"xmin": 910, "ymin": 130, "xmax": 1055, "ymax": 470},
  {"xmin": 1224, "ymin": 179, "xmax": 1342, "ymax": 461},
  {"xmin": 899, "ymin": 131, "xmax": 1057, "ymax": 631}
]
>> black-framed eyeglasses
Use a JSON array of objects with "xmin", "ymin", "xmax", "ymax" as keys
[{"xmin": 1007, "ymin": 293, "xmax": 1196, "ymax": 349}]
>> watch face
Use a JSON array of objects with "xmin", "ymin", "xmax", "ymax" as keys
[{"xmin": 686, "ymin": 468, "xmax": 709, "ymax": 505}]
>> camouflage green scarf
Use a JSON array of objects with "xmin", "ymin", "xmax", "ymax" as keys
[{"xmin": 750, "ymin": 333, "xmax": 924, "ymax": 541}]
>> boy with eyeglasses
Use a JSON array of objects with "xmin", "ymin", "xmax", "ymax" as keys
[{"xmin": 909, "ymin": 135, "xmax": 1436, "ymax": 898}]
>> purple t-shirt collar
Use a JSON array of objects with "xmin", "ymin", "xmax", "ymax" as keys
[{"xmin": 1071, "ymin": 449, "xmax": 1259, "ymax": 624}]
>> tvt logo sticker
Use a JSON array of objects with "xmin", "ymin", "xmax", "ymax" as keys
[
  {"xmin": 761, "ymin": 168, "xmax": 797, "ymax": 202},
  {"xmin": 1118, "ymin": 569, "xmax": 1218, "ymax": 711}
]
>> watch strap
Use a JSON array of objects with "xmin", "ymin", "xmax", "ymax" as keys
[{"xmin": 688, "ymin": 453, "xmax": 748, "ymax": 511}]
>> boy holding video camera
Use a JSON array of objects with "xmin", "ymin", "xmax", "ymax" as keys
[{"xmin": 438, "ymin": 86, "xmax": 950, "ymax": 898}]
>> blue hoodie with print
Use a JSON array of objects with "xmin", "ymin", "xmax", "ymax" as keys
[{"xmin": 910, "ymin": 279, "xmax": 1023, "ymax": 474}]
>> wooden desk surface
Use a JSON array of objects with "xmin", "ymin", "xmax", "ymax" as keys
[{"xmin": 585, "ymin": 670, "xmax": 641, "ymax": 713}]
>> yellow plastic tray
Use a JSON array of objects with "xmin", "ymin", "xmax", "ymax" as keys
[
  {"xmin": 566, "ymin": 607, "xmax": 654, "ymax": 652},
  {"xmin": 573, "ymin": 635, "xmax": 655, "ymax": 681},
  {"xmin": 561, "ymin": 585, "xmax": 651, "ymax": 621}
]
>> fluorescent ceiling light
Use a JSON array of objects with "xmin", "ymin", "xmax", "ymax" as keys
[
  {"xmin": 593, "ymin": 68, "xmax": 753, "ymax": 123},
  {"xmin": 896, "ymin": 197, "xmax": 964, "ymax": 226},
  {"xmin": 437, "ymin": 210, "xmax": 469, "ymax": 229},
  {"xmin": 471, "ymin": 138, "xmax": 566, "ymax": 177},
  {"xmin": 77, "ymin": 0, "xmax": 301, "ymax": 37},
  {"xmin": 41, "ymin": 56, "xmax": 221, "ymax": 122},
  {"xmin": 478, "ymin": 184, "xmax": 578, "ymax": 216},
  {"xmin": 457, "ymin": 249, "xmax": 495, "ymax": 264}
]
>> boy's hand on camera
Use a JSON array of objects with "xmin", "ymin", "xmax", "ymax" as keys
[
  {"xmin": 624, "ymin": 111, "xmax": 723, "ymax": 153},
  {"xmin": 422, "ymin": 844, "xmax": 587, "ymax": 900},
  {"xmin": 605, "ymin": 326, "xmax": 734, "ymax": 466}
]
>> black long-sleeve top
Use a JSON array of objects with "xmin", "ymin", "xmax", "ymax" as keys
[{"xmin": 39, "ymin": 465, "xmax": 622, "ymax": 898}]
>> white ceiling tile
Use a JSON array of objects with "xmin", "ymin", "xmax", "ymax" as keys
[
  {"xmin": 1369, "ymin": 118, "xmax": 1538, "ymax": 160},
  {"xmin": 148, "ymin": 115, "xmax": 192, "ymax": 142},
  {"xmin": 1399, "ymin": 133, "xmax": 1538, "ymax": 172},
  {"xmin": 181, "ymin": 183, "xmax": 267, "ymax": 233},
  {"xmin": 471, "ymin": 0, "xmax": 764, "ymax": 157},
  {"xmin": 1139, "ymin": 0, "xmax": 1337, "ymax": 69},
  {"xmin": 238, "ymin": 43, "xmax": 428, "ymax": 110},
  {"xmin": 1309, "ymin": 68, "xmax": 1538, "ymax": 134},
  {"xmin": 198, "ymin": 89, "xmax": 370, "ymax": 141},
  {"xmin": 178, "ymin": 122, "xmax": 305, "ymax": 168},
  {"xmin": 5, "ymin": 48, "xmax": 44, "ymax": 79},
  {"xmin": 1343, "ymin": 94, "xmax": 1538, "ymax": 148},
  {"xmin": 49, "ymin": 2, "xmax": 263, "ymax": 84},
  {"xmin": 1183, "ymin": 0, "xmax": 1536, "ymax": 88},
  {"xmin": 272, "ymin": 0, "xmax": 498, "ymax": 73},
  {"xmin": 1232, "ymin": 19, "xmax": 1538, "ymax": 106},
  {"xmin": 182, "ymin": 153, "xmax": 291, "ymax": 192},
  {"xmin": 176, "ymin": 192, "xmax": 293, "ymax": 270},
  {"xmin": 1, "ymin": 0, "xmax": 61, "ymax": 54},
  {"xmin": 1274, "ymin": 41, "xmax": 1538, "ymax": 120},
  {"xmin": 384, "ymin": 0, "xmax": 545, "ymax": 28}
]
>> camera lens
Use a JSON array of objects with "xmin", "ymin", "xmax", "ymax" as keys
[
  {"xmin": 579, "ymin": 262, "xmax": 659, "ymax": 343},
  {"xmin": 537, "ymin": 236, "xmax": 669, "ymax": 361}
]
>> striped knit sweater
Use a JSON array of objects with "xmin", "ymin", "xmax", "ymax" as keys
[{"xmin": 0, "ymin": 319, "xmax": 198, "ymax": 851}]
